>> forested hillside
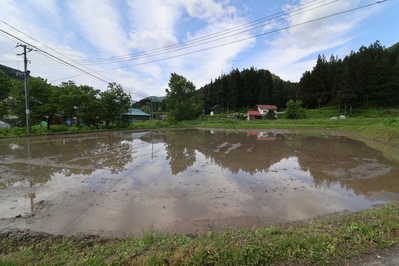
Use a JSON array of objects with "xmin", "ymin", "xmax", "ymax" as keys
[
  {"xmin": 298, "ymin": 40, "xmax": 399, "ymax": 112},
  {"xmin": 197, "ymin": 68, "xmax": 298, "ymax": 113},
  {"xmin": 197, "ymin": 40, "xmax": 399, "ymax": 114},
  {"xmin": 0, "ymin": 64, "xmax": 22, "ymax": 80}
]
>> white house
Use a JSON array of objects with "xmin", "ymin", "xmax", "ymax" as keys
[
  {"xmin": 247, "ymin": 105, "xmax": 278, "ymax": 120},
  {"xmin": 256, "ymin": 105, "xmax": 278, "ymax": 115}
]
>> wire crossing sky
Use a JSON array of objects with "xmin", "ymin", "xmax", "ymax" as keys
[{"xmin": 0, "ymin": 0, "xmax": 397, "ymax": 100}]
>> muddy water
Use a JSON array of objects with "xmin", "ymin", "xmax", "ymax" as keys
[{"xmin": 0, "ymin": 129, "xmax": 398, "ymax": 237}]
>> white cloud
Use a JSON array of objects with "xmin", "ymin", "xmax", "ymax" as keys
[
  {"xmin": 253, "ymin": 0, "xmax": 380, "ymax": 81},
  {"xmin": 66, "ymin": 0, "xmax": 129, "ymax": 54},
  {"xmin": 126, "ymin": 0, "xmax": 180, "ymax": 50},
  {"xmin": 1, "ymin": 0, "xmax": 393, "ymax": 99},
  {"xmin": 123, "ymin": 0, "xmax": 255, "ymax": 93},
  {"xmin": 27, "ymin": 0, "xmax": 60, "ymax": 21},
  {"xmin": 181, "ymin": 0, "xmax": 234, "ymax": 23},
  {"xmin": 283, "ymin": 0, "xmax": 363, "ymax": 49}
]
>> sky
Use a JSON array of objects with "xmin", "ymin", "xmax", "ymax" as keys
[{"xmin": 0, "ymin": 0, "xmax": 398, "ymax": 101}]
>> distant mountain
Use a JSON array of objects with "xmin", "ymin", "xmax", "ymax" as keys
[
  {"xmin": 146, "ymin": 96, "xmax": 166, "ymax": 102},
  {"xmin": 0, "ymin": 64, "xmax": 24, "ymax": 80}
]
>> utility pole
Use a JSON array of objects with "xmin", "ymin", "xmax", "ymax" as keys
[
  {"xmin": 17, "ymin": 44, "xmax": 33, "ymax": 135},
  {"xmin": 151, "ymin": 98, "xmax": 154, "ymax": 128}
]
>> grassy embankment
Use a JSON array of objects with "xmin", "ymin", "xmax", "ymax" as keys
[
  {"xmin": 1, "ymin": 201, "xmax": 399, "ymax": 265},
  {"xmin": 1, "ymin": 108, "xmax": 399, "ymax": 147},
  {"xmin": 1, "ymin": 107, "xmax": 399, "ymax": 265}
]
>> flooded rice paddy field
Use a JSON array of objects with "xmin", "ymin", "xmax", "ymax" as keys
[{"xmin": 0, "ymin": 129, "xmax": 398, "ymax": 237}]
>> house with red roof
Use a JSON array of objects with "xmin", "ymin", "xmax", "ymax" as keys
[{"xmin": 247, "ymin": 105, "xmax": 278, "ymax": 120}]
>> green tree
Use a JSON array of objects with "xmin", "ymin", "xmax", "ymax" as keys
[
  {"xmin": 284, "ymin": 99, "xmax": 306, "ymax": 119},
  {"xmin": 29, "ymin": 78, "xmax": 60, "ymax": 129},
  {"xmin": 58, "ymin": 81, "xmax": 81, "ymax": 125},
  {"xmin": 228, "ymin": 68, "xmax": 241, "ymax": 108},
  {"xmin": 0, "ymin": 70, "xmax": 12, "ymax": 119},
  {"xmin": 77, "ymin": 85, "xmax": 103, "ymax": 127},
  {"xmin": 140, "ymin": 105, "xmax": 150, "ymax": 114},
  {"xmin": 241, "ymin": 67, "xmax": 258, "ymax": 107},
  {"xmin": 264, "ymin": 109, "xmax": 277, "ymax": 120},
  {"xmin": 257, "ymin": 69, "xmax": 274, "ymax": 104},
  {"xmin": 100, "ymin": 83, "xmax": 132, "ymax": 127},
  {"xmin": 9, "ymin": 77, "xmax": 60, "ymax": 129},
  {"xmin": 165, "ymin": 73, "xmax": 201, "ymax": 122}
]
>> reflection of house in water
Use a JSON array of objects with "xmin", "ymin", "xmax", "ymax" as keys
[{"xmin": 247, "ymin": 131, "xmax": 277, "ymax": 141}]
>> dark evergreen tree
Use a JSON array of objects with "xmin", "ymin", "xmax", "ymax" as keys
[
  {"xmin": 228, "ymin": 68, "xmax": 241, "ymax": 108},
  {"xmin": 257, "ymin": 69, "xmax": 274, "ymax": 104}
]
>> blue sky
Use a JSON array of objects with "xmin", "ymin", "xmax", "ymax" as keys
[{"xmin": 0, "ymin": 0, "xmax": 398, "ymax": 100}]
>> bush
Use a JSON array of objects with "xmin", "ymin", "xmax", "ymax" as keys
[
  {"xmin": 31, "ymin": 125, "xmax": 49, "ymax": 134},
  {"xmin": 166, "ymin": 115, "xmax": 179, "ymax": 125},
  {"xmin": 67, "ymin": 126, "xmax": 81, "ymax": 132},
  {"xmin": 384, "ymin": 117, "xmax": 398, "ymax": 127},
  {"xmin": 284, "ymin": 100, "xmax": 307, "ymax": 119},
  {"xmin": 265, "ymin": 109, "xmax": 277, "ymax": 120},
  {"xmin": 9, "ymin": 127, "xmax": 28, "ymax": 136}
]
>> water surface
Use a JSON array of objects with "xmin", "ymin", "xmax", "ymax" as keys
[{"xmin": 0, "ymin": 129, "xmax": 398, "ymax": 237}]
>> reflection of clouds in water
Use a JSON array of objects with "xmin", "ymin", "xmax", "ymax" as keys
[
  {"xmin": 0, "ymin": 169, "xmax": 106, "ymax": 219},
  {"xmin": 2, "ymin": 129, "xmax": 399, "ymax": 236},
  {"xmin": 268, "ymin": 156, "xmax": 314, "ymax": 185},
  {"xmin": 224, "ymin": 143, "xmax": 242, "ymax": 155},
  {"xmin": 9, "ymin": 144, "xmax": 22, "ymax": 150}
]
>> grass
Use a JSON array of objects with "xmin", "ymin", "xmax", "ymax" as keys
[
  {"xmin": 1, "ymin": 200, "xmax": 399, "ymax": 265},
  {"xmin": 2, "ymin": 107, "xmax": 398, "ymax": 146},
  {"xmin": 181, "ymin": 116, "xmax": 399, "ymax": 146},
  {"xmin": 0, "ymin": 120, "xmax": 171, "ymax": 137}
]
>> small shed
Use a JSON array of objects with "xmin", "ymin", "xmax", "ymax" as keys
[
  {"xmin": 123, "ymin": 108, "xmax": 150, "ymax": 121},
  {"xmin": 158, "ymin": 114, "xmax": 167, "ymax": 121},
  {"xmin": 210, "ymin": 104, "xmax": 220, "ymax": 115},
  {"xmin": 247, "ymin": 111, "xmax": 262, "ymax": 120},
  {"xmin": 0, "ymin": 121, "xmax": 11, "ymax": 129}
]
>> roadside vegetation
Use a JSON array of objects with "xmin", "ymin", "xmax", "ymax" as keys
[
  {"xmin": 1, "ymin": 200, "xmax": 399, "ymax": 265},
  {"xmin": 2, "ymin": 106, "xmax": 398, "ymax": 146}
]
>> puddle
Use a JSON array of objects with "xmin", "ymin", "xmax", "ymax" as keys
[{"xmin": 0, "ymin": 129, "xmax": 398, "ymax": 237}]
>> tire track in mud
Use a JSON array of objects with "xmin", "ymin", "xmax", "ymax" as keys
[{"xmin": 58, "ymin": 146, "xmax": 165, "ymax": 236}]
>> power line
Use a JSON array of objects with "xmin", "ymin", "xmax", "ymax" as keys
[
  {"xmin": 0, "ymin": 29, "xmax": 112, "ymax": 84},
  {"xmin": 0, "ymin": 24, "xmax": 148, "ymax": 98},
  {"xmin": 56, "ymin": 0, "xmax": 386, "ymax": 80},
  {"xmin": 0, "ymin": 0, "xmax": 388, "ymax": 100},
  {"xmin": 0, "ymin": 19, "xmax": 114, "ymax": 84},
  {"xmin": 70, "ymin": 0, "xmax": 339, "ymax": 65}
]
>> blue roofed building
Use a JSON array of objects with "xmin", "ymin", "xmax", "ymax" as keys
[{"xmin": 123, "ymin": 108, "xmax": 150, "ymax": 121}]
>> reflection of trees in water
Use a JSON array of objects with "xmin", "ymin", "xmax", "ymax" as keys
[
  {"xmin": 163, "ymin": 130, "xmax": 203, "ymax": 175},
  {"xmin": 145, "ymin": 129, "xmax": 288, "ymax": 175},
  {"xmin": 75, "ymin": 135, "xmax": 134, "ymax": 174},
  {"xmin": 197, "ymin": 131, "xmax": 285, "ymax": 175},
  {"xmin": 296, "ymin": 135, "xmax": 399, "ymax": 195},
  {"xmin": 141, "ymin": 129, "xmax": 399, "ymax": 196},
  {"xmin": 0, "ymin": 133, "xmax": 135, "ymax": 187},
  {"xmin": 3, "ymin": 129, "xmax": 397, "ymax": 197}
]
